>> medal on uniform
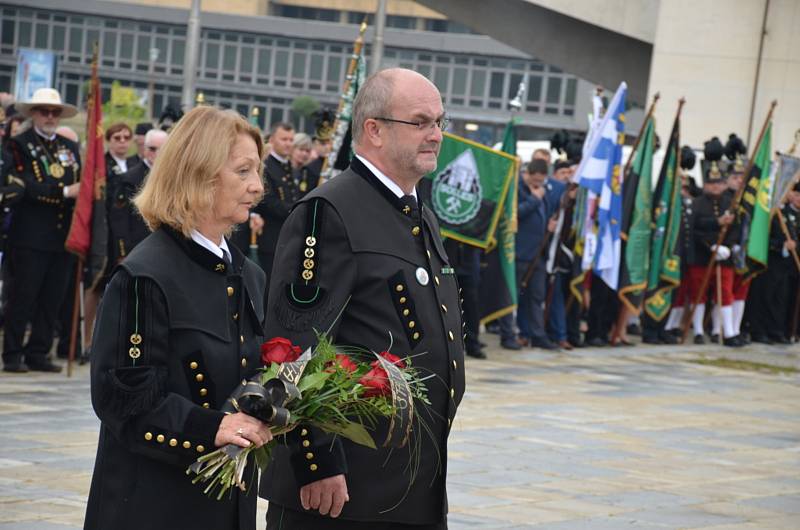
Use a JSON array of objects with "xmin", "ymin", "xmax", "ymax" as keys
[
  {"xmin": 299, "ymin": 181, "xmax": 307, "ymax": 192},
  {"xmin": 415, "ymin": 267, "xmax": 430, "ymax": 286},
  {"xmin": 50, "ymin": 162, "xmax": 65, "ymax": 178}
]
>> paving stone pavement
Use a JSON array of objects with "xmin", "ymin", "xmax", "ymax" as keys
[{"xmin": 1, "ymin": 338, "xmax": 798, "ymax": 529}]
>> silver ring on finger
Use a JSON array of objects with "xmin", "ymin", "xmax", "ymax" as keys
[{"xmin": 236, "ymin": 427, "xmax": 245, "ymax": 436}]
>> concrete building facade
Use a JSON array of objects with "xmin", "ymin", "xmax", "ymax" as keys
[{"xmin": 0, "ymin": 0, "xmax": 607, "ymax": 146}]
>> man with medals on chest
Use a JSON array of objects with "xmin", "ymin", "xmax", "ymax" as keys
[
  {"xmin": 687, "ymin": 137, "xmax": 744, "ymax": 347},
  {"xmin": 1, "ymin": 88, "xmax": 81, "ymax": 372},
  {"xmin": 260, "ymin": 68, "xmax": 465, "ymax": 530},
  {"xmin": 231, "ymin": 121, "xmax": 297, "ymax": 279}
]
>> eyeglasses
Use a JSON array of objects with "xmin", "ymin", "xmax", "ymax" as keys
[
  {"xmin": 373, "ymin": 116, "xmax": 449, "ymax": 131},
  {"xmin": 111, "ymin": 134, "xmax": 132, "ymax": 142},
  {"xmin": 33, "ymin": 107, "xmax": 62, "ymax": 118}
]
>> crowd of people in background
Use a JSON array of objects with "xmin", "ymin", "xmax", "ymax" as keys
[{"xmin": 1, "ymin": 84, "xmax": 798, "ymax": 374}]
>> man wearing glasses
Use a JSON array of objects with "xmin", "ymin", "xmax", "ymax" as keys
[
  {"xmin": 261, "ymin": 68, "xmax": 463, "ymax": 530},
  {"xmin": 104, "ymin": 123, "xmax": 140, "ymax": 191},
  {"xmin": 1, "ymin": 88, "xmax": 81, "ymax": 373}
]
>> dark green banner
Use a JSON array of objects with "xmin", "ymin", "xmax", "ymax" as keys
[{"xmin": 421, "ymin": 132, "xmax": 517, "ymax": 249}]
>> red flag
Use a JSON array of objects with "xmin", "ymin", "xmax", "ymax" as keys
[{"xmin": 65, "ymin": 49, "xmax": 106, "ymax": 274}]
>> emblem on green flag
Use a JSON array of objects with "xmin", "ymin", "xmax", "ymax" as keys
[
  {"xmin": 432, "ymin": 149, "xmax": 483, "ymax": 225},
  {"xmin": 422, "ymin": 132, "xmax": 517, "ymax": 249}
]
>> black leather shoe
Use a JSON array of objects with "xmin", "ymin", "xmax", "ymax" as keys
[
  {"xmin": 751, "ymin": 334, "xmax": 773, "ymax": 344},
  {"xmin": 694, "ymin": 334, "xmax": 705, "ymax": 345},
  {"xmin": 27, "ymin": 360, "xmax": 63, "ymax": 373},
  {"xmin": 771, "ymin": 336, "xmax": 791, "ymax": 345},
  {"xmin": 723, "ymin": 336, "xmax": 744, "ymax": 348},
  {"xmin": 659, "ymin": 333, "xmax": 679, "ymax": 345},
  {"xmin": 586, "ymin": 337, "xmax": 607, "ymax": 347},
  {"xmin": 466, "ymin": 350, "xmax": 487, "ymax": 359},
  {"xmin": 710, "ymin": 334, "xmax": 720, "ymax": 344},
  {"xmin": 500, "ymin": 338, "xmax": 522, "ymax": 350},
  {"xmin": 642, "ymin": 335, "xmax": 662, "ymax": 345},
  {"xmin": 530, "ymin": 339, "xmax": 560, "ymax": 350},
  {"xmin": 3, "ymin": 362, "xmax": 29, "ymax": 373}
]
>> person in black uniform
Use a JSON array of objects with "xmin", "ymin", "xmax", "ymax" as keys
[
  {"xmin": 686, "ymin": 137, "xmax": 743, "ymax": 347},
  {"xmin": 659, "ymin": 146, "xmax": 699, "ymax": 339},
  {"xmin": 748, "ymin": 182, "xmax": 800, "ymax": 343},
  {"xmin": 260, "ymin": 68, "xmax": 465, "ymax": 530},
  {"xmin": 230, "ymin": 121, "xmax": 297, "ymax": 279},
  {"xmin": 290, "ymin": 132, "xmax": 320, "ymax": 198},
  {"xmin": 104, "ymin": 122, "xmax": 140, "ymax": 193},
  {"xmin": 1, "ymin": 88, "xmax": 81, "ymax": 373},
  {"xmin": 307, "ymin": 109, "xmax": 335, "ymax": 178},
  {"xmin": 85, "ymin": 107, "xmax": 273, "ymax": 530},
  {"xmin": 107, "ymin": 128, "xmax": 167, "ymax": 266}
]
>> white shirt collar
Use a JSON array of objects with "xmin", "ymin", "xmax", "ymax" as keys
[
  {"xmin": 190, "ymin": 229, "xmax": 231, "ymax": 260},
  {"xmin": 34, "ymin": 126, "xmax": 56, "ymax": 141},
  {"xmin": 111, "ymin": 154, "xmax": 128, "ymax": 173},
  {"xmin": 270, "ymin": 151, "xmax": 288, "ymax": 165},
  {"xmin": 355, "ymin": 154, "xmax": 417, "ymax": 199}
]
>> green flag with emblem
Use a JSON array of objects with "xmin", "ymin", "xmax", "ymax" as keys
[
  {"xmin": 618, "ymin": 117, "xmax": 655, "ymax": 313},
  {"xmin": 421, "ymin": 132, "xmax": 517, "ymax": 249},
  {"xmin": 745, "ymin": 123, "xmax": 773, "ymax": 269},
  {"xmin": 644, "ymin": 112, "xmax": 682, "ymax": 321}
]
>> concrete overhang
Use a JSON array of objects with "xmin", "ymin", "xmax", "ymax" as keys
[{"xmin": 416, "ymin": 0, "xmax": 656, "ymax": 104}]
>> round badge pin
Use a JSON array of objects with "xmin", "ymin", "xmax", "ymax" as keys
[{"xmin": 415, "ymin": 267, "xmax": 430, "ymax": 286}]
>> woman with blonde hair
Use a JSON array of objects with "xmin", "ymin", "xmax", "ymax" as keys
[{"xmin": 85, "ymin": 106, "xmax": 273, "ymax": 530}]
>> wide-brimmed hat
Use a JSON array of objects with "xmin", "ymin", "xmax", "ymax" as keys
[{"xmin": 16, "ymin": 88, "xmax": 78, "ymax": 119}]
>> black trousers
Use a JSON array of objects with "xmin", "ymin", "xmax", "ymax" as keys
[
  {"xmin": 586, "ymin": 277, "xmax": 618, "ymax": 342},
  {"xmin": 456, "ymin": 260, "xmax": 481, "ymax": 354},
  {"xmin": 266, "ymin": 505, "xmax": 447, "ymax": 530},
  {"xmin": 748, "ymin": 256, "xmax": 791, "ymax": 339},
  {"xmin": 56, "ymin": 255, "xmax": 82, "ymax": 358},
  {"xmin": 2, "ymin": 246, "xmax": 71, "ymax": 364}
]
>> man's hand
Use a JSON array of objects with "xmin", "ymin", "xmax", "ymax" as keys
[
  {"xmin": 717, "ymin": 212, "xmax": 734, "ymax": 226},
  {"xmin": 786, "ymin": 239, "xmax": 797, "ymax": 252},
  {"xmin": 65, "ymin": 182, "xmax": 80, "ymax": 199},
  {"xmin": 531, "ymin": 184, "xmax": 545, "ymax": 200},
  {"xmin": 249, "ymin": 213, "xmax": 264, "ymax": 236},
  {"xmin": 547, "ymin": 217, "xmax": 558, "ymax": 233},
  {"xmin": 300, "ymin": 474, "xmax": 349, "ymax": 518}
]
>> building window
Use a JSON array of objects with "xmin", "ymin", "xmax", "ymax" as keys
[
  {"xmin": 274, "ymin": 5, "xmax": 339, "ymax": 22},
  {"xmin": 386, "ymin": 15, "xmax": 415, "ymax": 29}
]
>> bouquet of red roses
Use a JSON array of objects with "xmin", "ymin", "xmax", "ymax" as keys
[{"xmin": 187, "ymin": 334, "xmax": 430, "ymax": 499}]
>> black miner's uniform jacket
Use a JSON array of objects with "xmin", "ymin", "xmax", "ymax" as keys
[
  {"xmin": 3, "ymin": 128, "xmax": 80, "ymax": 251},
  {"xmin": 690, "ymin": 192, "xmax": 740, "ymax": 267},
  {"xmin": 85, "ymin": 227, "xmax": 267, "ymax": 530},
  {"xmin": 259, "ymin": 157, "xmax": 466, "ymax": 525},
  {"xmin": 107, "ymin": 161, "xmax": 151, "ymax": 265}
]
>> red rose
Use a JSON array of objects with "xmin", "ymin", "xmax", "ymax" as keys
[
  {"xmin": 334, "ymin": 354, "xmax": 359, "ymax": 373},
  {"xmin": 359, "ymin": 366, "xmax": 391, "ymax": 398},
  {"xmin": 260, "ymin": 337, "xmax": 302, "ymax": 365},
  {"xmin": 370, "ymin": 351, "xmax": 406, "ymax": 369}
]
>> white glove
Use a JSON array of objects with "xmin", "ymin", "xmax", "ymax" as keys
[{"xmin": 711, "ymin": 244, "xmax": 731, "ymax": 261}]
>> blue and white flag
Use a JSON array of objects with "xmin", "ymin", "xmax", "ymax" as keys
[
  {"xmin": 574, "ymin": 82, "xmax": 626, "ymax": 289},
  {"xmin": 574, "ymin": 82, "xmax": 627, "ymax": 195}
]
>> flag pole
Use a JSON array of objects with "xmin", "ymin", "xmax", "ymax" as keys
[
  {"xmin": 610, "ymin": 92, "xmax": 660, "ymax": 345},
  {"xmin": 775, "ymin": 212, "xmax": 800, "ymax": 272},
  {"xmin": 67, "ymin": 261, "xmax": 82, "ymax": 377},
  {"xmin": 680, "ymin": 100, "xmax": 778, "ymax": 342},
  {"xmin": 319, "ymin": 20, "xmax": 368, "ymax": 183}
]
